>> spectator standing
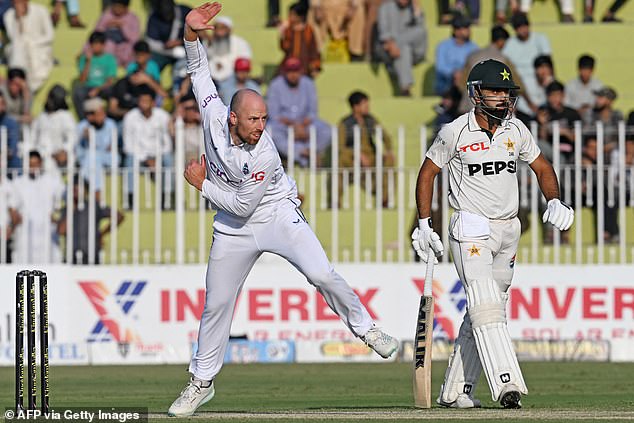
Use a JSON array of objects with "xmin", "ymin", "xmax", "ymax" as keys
[
  {"xmin": 502, "ymin": 13, "xmax": 551, "ymax": 118},
  {"xmin": 204, "ymin": 16, "xmax": 252, "ymax": 91},
  {"xmin": 0, "ymin": 91, "xmax": 21, "ymax": 170},
  {"xmin": 3, "ymin": 0, "xmax": 54, "ymax": 92},
  {"xmin": 310, "ymin": 0, "xmax": 365, "ymax": 61},
  {"xmin": 91, "ymin": 0, "xmax": 140, "ymax": 67},
  {"xmin": 564, "ymin": 54, "xmax": 603, "ymax": 116},
  {"xmin": 58, "ymin": 175, "xmax": 124, "ymax": 264},
  {"xmin": 122, "ymin": 87, "xmax": 173, "ymax": 203},
  {"xmin": 375, "ymin": 0, "xmax": 427, "ymax": 96},
  {"xmin": 73, "ymin": 32, "xmax": 118, "ymax": 119},
  {"xmin": 76, "ymin": 98, "xmax": 118, "ymax": 192},
  {"xmin": 0, "ymin": 68, "xmax": 32, "ymax": 125},
  {"xmin": 266, "ymin": 57, "xmax": 331, "ymax": 167},
  {"xmin": 219, "ymin": 58, "xmax": 261, "ymax": 105},
  {"xmin": 434, "ymin": 14, "xmax": 478, "ymax": 96},
  {"xmin": 8, "ymin": 151, "xmax": 64, "ymax": 264},
  {"xmin": 31, "ymin": 85, "xmax": 76, "ymax": 169},
  {"xmin": 279, "ymin": 2, "xmax": 321, "ymax": 78}
]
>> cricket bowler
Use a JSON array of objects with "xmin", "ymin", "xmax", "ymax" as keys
[{"xmin": 167, "ymin": 2, "xmax": 398, "ymax": 416}]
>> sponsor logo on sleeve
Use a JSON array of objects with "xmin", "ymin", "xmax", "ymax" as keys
[{"xmin": 201, "ymin": 93, "xmax": 219, "ymax": 109}]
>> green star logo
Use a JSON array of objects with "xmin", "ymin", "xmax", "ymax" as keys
[{"xmin": 500, "ymin": 69, "xmax": 510, "ymax": 81}]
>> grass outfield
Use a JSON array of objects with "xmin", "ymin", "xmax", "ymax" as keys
[{"xmin": 2, "ymin": 362, "xmax": 634, "ymax": 422}]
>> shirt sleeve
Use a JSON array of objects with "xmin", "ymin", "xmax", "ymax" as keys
[
  {"xmin": 184, "ymin": 39, "xmax": 226, "ymax": 117},
  {"xmin": 201, "ymin": 153, "xmax": 277, "ymax": 218},
  {"xmin": 425, "ymin": 125, "xmax": 457, "ymax": 168},
  {"xmin": 517, "ymin": 120, "xmax": 541, "ymax": 164}
]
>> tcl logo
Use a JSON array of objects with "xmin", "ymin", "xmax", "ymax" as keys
[
  {"xmin": 459, "ymin": 142, "xmax": 490, "ymax": 153},
  {"xmin": 201, "ymin": 92, "xmax": 219, "ymax": 108},
  {"xmin": 251, "ymin": 171, "xmax": 265, "ymax": 182},
  {"xmin": 468, "ymin": 160, "xmax": 516, "ymax": 176}
]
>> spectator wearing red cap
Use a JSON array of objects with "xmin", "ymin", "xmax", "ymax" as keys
[
  {"xmin": 279, "ymin": 2, "xmax": 321, "ymax": 78},
  {"xmin": 219, "ymin": 57, "xmax": 261, "ymax": 105},
  {"xmin": 267, "ymin": 57, "xmax": 331, "ymax": 166}
]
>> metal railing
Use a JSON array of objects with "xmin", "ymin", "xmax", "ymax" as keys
[{"xmin": 0, "ymin": 119, "xmax": 632, "ymax": 265}]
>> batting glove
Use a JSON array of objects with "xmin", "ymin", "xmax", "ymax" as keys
[
  {"xmin": 542, "ymin": 199, "xmax": 574, "ymax": 231},
  {"xmin": 411, "ymin": 218, "xmax": 444, "ymax": 263}
]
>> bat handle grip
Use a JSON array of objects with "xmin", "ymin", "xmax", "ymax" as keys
[{"xmin": 424, "ymin": 244, "xmax": 434, "ymax": 297}]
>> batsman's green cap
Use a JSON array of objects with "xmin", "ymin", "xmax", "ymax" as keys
[{"xmin": 467, "ymin": 59, "xmax": 520, "ymax": 90}]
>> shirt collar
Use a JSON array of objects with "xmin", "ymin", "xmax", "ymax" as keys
[{"xmin": 467, "ymin": 109, "xmax": 511, "ymax": 134}]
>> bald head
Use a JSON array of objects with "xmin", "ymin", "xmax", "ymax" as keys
[
  {"xmin": 230, "ymin": 89, "xmax": 265, "ymax": 115},
  {"xmin": 228, "ymin": 89, "xmax": 268, "ymax": 145}
]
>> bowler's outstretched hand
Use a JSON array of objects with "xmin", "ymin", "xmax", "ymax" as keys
[
  {"xmin": 186, "ymin": 2, "xmax": 222, "ymax": 31},
  {"xmin": 185, "ymin": 154, "xmax": 207, "ymax": 191}
]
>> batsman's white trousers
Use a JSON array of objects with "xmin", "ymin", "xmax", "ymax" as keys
[
  {"xmin": 189, "ymin": 199, "xmax": 374, "ymax": 381},
  {"xmin": 439, "ymin": 212, "xmax": 527, "ymax": 403}
]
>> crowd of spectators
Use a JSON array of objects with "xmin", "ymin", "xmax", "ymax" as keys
[{"xmin": 0, "ymin": 0, "xmax": 633, "ymax": 264}]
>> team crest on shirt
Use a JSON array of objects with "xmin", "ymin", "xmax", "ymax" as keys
[
  {"xmin": 504, "ymin": 138, "xmax": 515, "ymax": 156},
  {"xmin": 468, "ymin": 244, "xmax": 481, "ymax": 257},
  {"xmin": 242, "ymin": 163, "xmax": 249, "ymax": 175}
]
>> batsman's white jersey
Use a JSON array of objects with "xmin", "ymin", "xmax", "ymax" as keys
[
  {"xmin": 427, "ymin": 110, "xmax": 540, "ymax": 220},
  {"xmin": 184, "ymin": 39, "xmax": 374, "ymax": 381},
  {"xmin": 428, "ymin": 111, "xmax": 540, "ymax": 403}
]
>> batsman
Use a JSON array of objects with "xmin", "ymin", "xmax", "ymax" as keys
[{"xmin": 412, "ymin": 59, "xmax": 574, "ymax": 409}]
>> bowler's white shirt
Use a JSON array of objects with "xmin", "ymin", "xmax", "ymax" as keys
[{"xmin": 185, "ymin": 39, "xmax": 297, "ymax": 227}]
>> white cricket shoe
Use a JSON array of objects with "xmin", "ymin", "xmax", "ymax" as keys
[
  {"xmin": 362, "ymin": 326, "xmax": 398, "ymax": 358},
  {"xmin": 438, "ymin": 393, "xmax": 482, "ymax": 409},
  {"xmin": 167, "ymin": 377, "xmax": 215, "ymax": 417}
]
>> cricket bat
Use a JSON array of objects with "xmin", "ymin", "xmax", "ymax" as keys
[{"xmin": 413, "ymin": 246, "xmax": 435, "ymax": 408}]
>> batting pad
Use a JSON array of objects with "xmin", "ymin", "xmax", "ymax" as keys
[
  {"xmin": 466, "ymin": 278, "xmax": 527, "ymax": 401},
  {"xmin": 438, "ymin": 314, "xmax": 482, "ymax": 404}
]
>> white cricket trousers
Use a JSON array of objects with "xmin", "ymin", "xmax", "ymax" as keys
[
  {"xmin": 189, "ymin": 199, "xmax": 374, "ymax": 381},
  {"xmin": 439, "ymin": 213, "xmax": 527, "ymax": 403}
]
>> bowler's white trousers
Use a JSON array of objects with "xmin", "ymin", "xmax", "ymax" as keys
[{"xmin": 189, "ymin": 199, "xmax": 374, "ymax": 380}]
